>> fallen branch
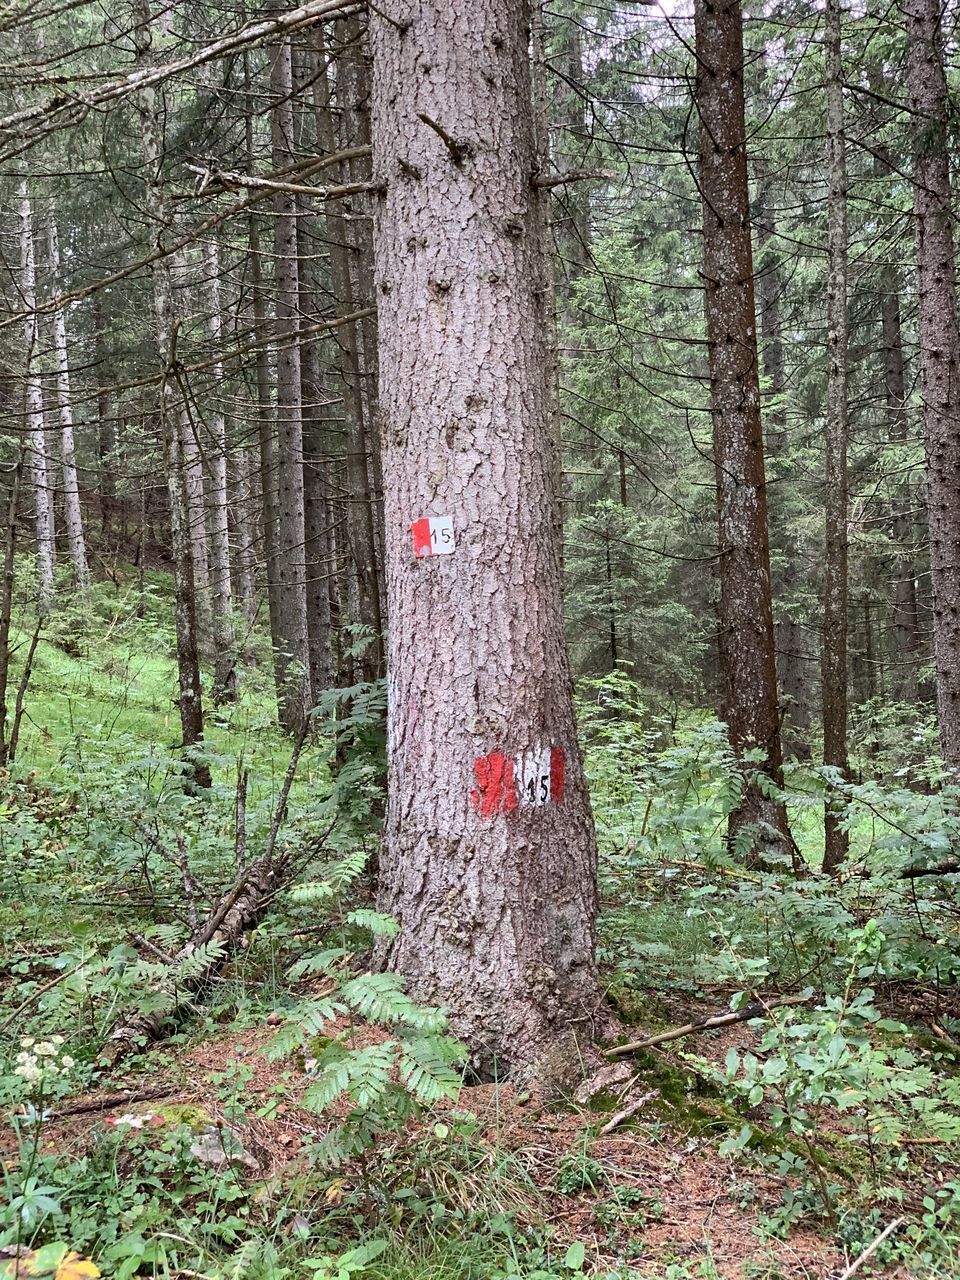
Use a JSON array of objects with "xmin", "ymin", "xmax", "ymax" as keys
[
  {"xmin": 605, "ymin": 994, "xmax": 812, "ymax": 1060},
  {"xmin": 899, "ymin": 860, "xmax": 960, "ymax": 879},
  {"xmin": 100, "ymin": 728, "xmax": 328, "ymax": 1066},
  {"xmin": 43, "ymin": 1086, "xmax": 177, "ymax": 1121},
  {"xmin": 597, "ymin": 1088, "xmax": 659, "ymax": 1135},
  {"xmin": 837, "ymin": 1217, "xmax": 903, "ymax": 1280}
]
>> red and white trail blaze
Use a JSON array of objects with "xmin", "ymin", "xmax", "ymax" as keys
[
  {"xmin": 411, "ymin": 515, "xmax": 455, "ymax": 557},
  {"xmin": 470, "ymin": 746, "xmax": 565, "ymax": 818}
]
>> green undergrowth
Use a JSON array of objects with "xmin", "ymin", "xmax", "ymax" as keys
[{"xmin": 3, "ymin": 607, "xmax": 960, "ymax": 1274}]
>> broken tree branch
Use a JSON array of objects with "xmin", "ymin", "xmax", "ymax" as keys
[{"xmin": 605, "ymin": 994, "xmax": 812, "ymax": 1059}]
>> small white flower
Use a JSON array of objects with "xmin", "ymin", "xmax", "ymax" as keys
[
  {"xmin": 15, "ymin": 1051, "xmax": 32, "ymax": 1065},
  {"xmin": 33, "ymin": 1042, "xmax": 55, "ymax": 1057},
  {"xmin": 51, "ymin": 1036, "xmax": 65, "ymax": 1046},
  {"xmin": 14, "ymin": 1064, "xmax": 41, "ymax": 1083},
  {"xmin": 19, "ymin": 1037, "xmax": 35, "ymax": 1049},
  {"xmin": 60, "ymin": 1055, "xmax": 75, "ymax": 1069}
]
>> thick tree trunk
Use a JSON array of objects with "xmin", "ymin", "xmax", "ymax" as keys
[
  {"xmin": 694, "ymin": 0, "xmax": 792, "ymax": 861},
  {"xmin": 19, "ymin": 185, "xmax": 56, "ymax": 615},
  {"xmin": 821, "ymin": 0, "xmax": 850, "ymax": 874},
  {"xmin": 905, "ymin": 0, "xmax": 960, "ymax": 772},
  {"xmin": 270, "ymin": 31, "xmax": 313, "ymax": 734},
  {"xmin": 46, "ymin": 212, "xmax": 90, "ymax": 593},
  {"xmin": 371, "ymin": 0, "xmax": 602, "ymax": 1081},
  {"xmin": 135, "ymin": 1, "xmax": 209, "ymax": 790}
]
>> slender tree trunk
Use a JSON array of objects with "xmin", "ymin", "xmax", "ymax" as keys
[
  {"xmin": 232, "ymin": 447, "xmax": 258, "ymax": 628},
  {"xmin": 46, "ymin": 211, "xmax": 90, "ymax": 593},
  {"xmin": 202, "ymin": 235, "xmax": 237, "ymax": 703},
  {"xmin": 905, "ymin": 0, "xmax": 960, "ymax": 772},
  {"xmin": 821, "ymin": 0, "xmax": 850, "ymax": 874},
  {"xmin": 880, "ymin": 272, "xmax": 920, "ymax": 701},
  {"xmin": 754, "ymin": 180, "xmax": 810, "ymax": 757},
  {"xmin": 322, "ymin": 21, "xmax": 385, "ymax": 682},
  {"xmin": 0, "ymin": 452, "xmax": 23, "ymax": 767},
  {"xmin": 179, "ymin": 405, "xmax": 213, "ymax": 647},
  {"xmin": 371, "ymin": 0, "xmax": 602, "ymax": 1080},
  {"xmin": 244, "ymin": 52, "xmax": 286, "ymax": 672},
  {"xmin": 135, "ymin": 0, "xmax": 209, "ymax": 789},
  {"xmin": 693, "ymin": 0, "xmax": 793, "ymax": 861},
  {"xmin": 270, "ymin": 29, "xmax": 312, "ymax": 733},
  {"xmin": 93, "ymin": 296, "xmax": 116, "ymax": 541},
  {"xmin": 19, "ymin": 184, "xmax": 56, "ymax": 615}
]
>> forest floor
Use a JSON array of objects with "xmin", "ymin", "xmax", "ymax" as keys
[{"xmin": 2, "ymin": 570, "xmax": 959, "ymax": 1279}]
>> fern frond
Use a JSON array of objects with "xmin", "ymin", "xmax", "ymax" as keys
[{"xmin": 345, "ymin": 909, "xmax": 399, "ymax": 938}]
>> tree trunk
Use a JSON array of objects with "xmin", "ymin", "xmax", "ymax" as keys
[
  {"xmin": 322, "ymin": 20, "xmax": 385, "ymax": 683},
  {"xmin": 244, "ymin": 51, "xmax": 286, "ymax": 672},
  {"xmin": 270, "ymin": 29, "xmax": 313, "ymax": 734},
  {"xmin": 46, "ymin": 211, "xmax": 90, "ymax": 593},
  {"xmin": 754, "ymin": 179, "xmax": 810, "ymax": 757},
  {"xmin": 821, "ymin": 0, "xmax": 850, "ymax": 874},
  {"xmin": 693, "ymin": 0, "xmax": 792, "ymax": 861},
  {"xmin": 179, "ymin": 403, "xmax": 213, "ymax": 648},
  {"xmin": 371, "ymin": 0, "xmax": 602, "ymax": 1081},
  {"xmin": 93, "ymin": 296, "xmax": 116, "ymax": 542},
  {"xmin": 19, "ymin": 184, "xmax": 56, "ymax": 615},
  {"xmin": 905, "ymin": 0, "xmax": 960, "ymax": 772},
  {"xmin": 202, "ymin": 235, "xmax": 237, "ymax": 703},
  {"xmin": 0, "ymin": 452, "xmax": 23, "ymax": 767},
  {"xmin": 135, "ymin": 0, "xmax": 209, "ymax": 790},
  {"xmin": 880, "ymin": 276, "xmax": 919, "ymax": 701}
]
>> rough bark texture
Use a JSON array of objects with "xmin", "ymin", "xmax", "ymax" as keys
[
  {"xmin": 46, "ymin": 211, "xmax": 90, "ymax": 593},
  {"xmin": 821, "ymin": 0, "xmax": 850, "ymax": 874},
  {"xmin": 270, "ymin": 31, "xmax": 313, "ymax": 734},
  {"xmin": 694, "ymin": 0, "xmax": 791, "ymax": 858},
  {"xmin": 371, "ymin": 0, "xmax": 602, "ymax": 1081},
  {"xmin": 19, "ymin": 185, "xmax": 55, "ymax": 614},
  {"xmin": 904, "ymin": 0, "xmax": 960, "ymax": 769}
]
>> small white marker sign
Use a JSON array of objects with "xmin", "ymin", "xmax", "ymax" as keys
[{"xmin": 411, "ymin": 515, "xmax": 455, "ymax": 557}]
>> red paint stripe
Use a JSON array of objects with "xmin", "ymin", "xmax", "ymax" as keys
[
  {"xmin": 549, "ymin": 747, "xmax": 565, "ymax": 802},
  {"xmin": 411, "ymin": 518, "xmax": 432, "ymax": 557},
  {"xmin": 470, "ymin": 752, "xmax": 518, "ymax": 818}
]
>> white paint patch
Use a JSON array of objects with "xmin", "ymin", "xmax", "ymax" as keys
[{"xmin": 411, "ymin": 515, "xmax": 455, "ymax": 557}]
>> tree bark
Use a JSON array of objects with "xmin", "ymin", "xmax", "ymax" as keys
[
  {"xmin": 821, "ymin": 0, "xmax": 850, "ymax": 874},
  {"xmin": 0, "ymin": 452, "xmax": 23, "ymax": 767},
  {"xmin": 753, "ymin": 179, "xmax": 810, "ymax": 757},
  {"xmin": 202, "ymin": 234, "xmax": 237, "ymax": 703},
  {"xmin": 693, "ymin": 0, "xmax": 792, "ymax": 861},
  {"xmin": 371, "ymin": 0, "xmax": 602, "ymax": 1080},
  {"xmin": 93, "ymin": 296, "xmax": 117, "ymax": 541},
  {"xmin": 904, "ymin": 0, "xmax": 960, "ymax": 772},
  {"xmin": 19, "ymin": 184, "xmax": 56, "ymax": 615},
  {"xmin": 322, "ymin": 20, "xmax": 385, "ymax": 683},
  {"xmin": 880, "ymin": 274, "xmax": 919, "ymax": 701},
  {"xmin": 46, "ymin": 211, "xmax": 90, "ymax": 593},
  {"xmin": 270, "ymin": 29, "xmax": 313, "ymax": 734}
]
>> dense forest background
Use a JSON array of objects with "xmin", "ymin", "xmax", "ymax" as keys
[{"xmin": 3, "ymin": 0, "xmax": 960, "ymax": 1277}]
